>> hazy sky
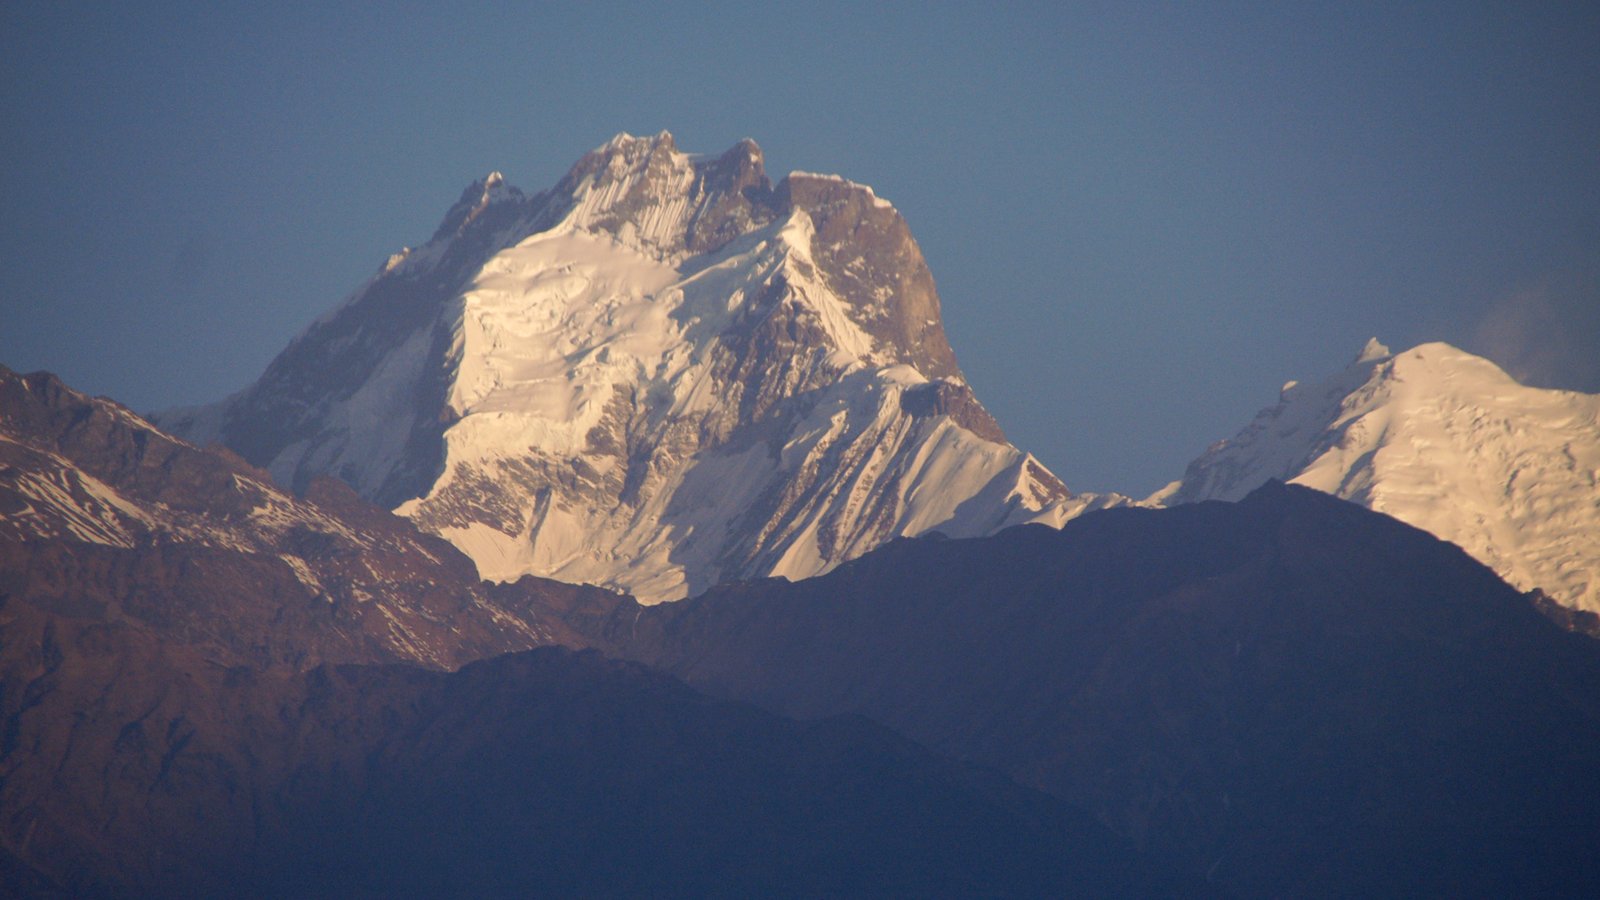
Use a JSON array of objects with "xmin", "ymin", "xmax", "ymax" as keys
[{"xmin": 3, "ymin": 3, "xmax": 1597, "ymax": 496}]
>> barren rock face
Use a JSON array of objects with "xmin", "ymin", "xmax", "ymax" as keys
[{"xmin": 779, "ymin": 172, "xmax": 960, "ymax": 381}]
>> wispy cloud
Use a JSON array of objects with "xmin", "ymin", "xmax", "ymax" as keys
[{"xmin": 1470, "ymin": 277, "xmax": 1600, "ymax": 392}]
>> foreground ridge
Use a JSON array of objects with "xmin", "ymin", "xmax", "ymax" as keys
[
  {"xmin": 585, "ymin": 482, "xmax": 1600, "ymax": 897},
  {"xmin": 0, "ymin": 367, "xmax": 1193, "ymax": 896}
]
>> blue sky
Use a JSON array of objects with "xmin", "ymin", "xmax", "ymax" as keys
[{"xmin": 3, "ymin": 2, "xmax": 1596, "ymax": 495}]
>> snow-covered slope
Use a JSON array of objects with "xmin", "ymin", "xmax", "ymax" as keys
[
  {"xmin": 158, "ymin": 133, "xmax": 1117, "ymax": 602},
  {"xmin": 1152, "ymin": 339, "xmax": 1600, "ymax": 613}
]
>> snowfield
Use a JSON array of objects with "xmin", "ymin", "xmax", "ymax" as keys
[{"xmin": 1155, "ymin": 339, "xmax": 1600, "ymax": 613}]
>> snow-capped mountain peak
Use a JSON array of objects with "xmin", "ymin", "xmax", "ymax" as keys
[
  {"xmin": 1155, "ymin": 339, "xmax": 1600, "ymax": 613},
  {"xmin": 157, "ymin": 135, "xmax": 1119, "ymax": 602}
]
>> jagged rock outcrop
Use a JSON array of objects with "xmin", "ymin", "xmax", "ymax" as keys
[{"xmin": 158, "ymin": 132, "xmax": 1118, "ymax": 602}]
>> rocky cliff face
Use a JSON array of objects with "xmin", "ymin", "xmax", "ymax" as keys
[{"xmin": 157, "ymin": 132, "xmax": 1116, "ymax": 602}]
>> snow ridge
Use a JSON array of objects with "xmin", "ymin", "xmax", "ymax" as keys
[{"xmin": 1155, "ymin": 340, "xmax": 1600, "ymax": 613}]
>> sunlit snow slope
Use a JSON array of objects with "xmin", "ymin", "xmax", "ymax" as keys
[
  {"xmin": 1153, "ymin": 339, "xmax": 1600, "ymax": 613},
  {"xmin": 159, "ymin": 133, "xmax": 1116, "ymax": 602}
]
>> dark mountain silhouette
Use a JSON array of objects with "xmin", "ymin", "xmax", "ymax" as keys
[
  {"xmin": 588, "ymin": 482, "xmax": 1600, "ymax": 897},
  {"xmin": 8, "ymin": 363, "xmax": 1600, "ymax": 896},
  {"xmin": 0, "ymin": 367, "xmax": 1195, "ymax": 897},
  {"xmin": 0, "ymin": 591, "xmax": 1194, "ymax": 897}
]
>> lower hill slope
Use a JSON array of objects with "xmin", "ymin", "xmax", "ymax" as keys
[
  {"xmin": 591, "ymin": 482, "xmax": 1600, "ymax": 897},
  {"xmin": 9, "ymin": 364, "xmax": 1598, "ymax": 896},
  {"xmin": 0, "ymin": 602, "xmax": 1193, "ymax": 897},
  {"xmin": 0, "ymin": 366, "xmax": 1195, "ymax": 896},
  {"xmin": 0, "ymin": 364, "xmax": 614, "ymax": 670}
]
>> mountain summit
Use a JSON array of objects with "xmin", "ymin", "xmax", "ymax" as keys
[
  {"xmin": 158, "ymin": 133, "xmax": 1113, "ymax": 601},
  {"xmin": 1152, "ymin": 340, "xmax": 1600, "ymax": 613}
]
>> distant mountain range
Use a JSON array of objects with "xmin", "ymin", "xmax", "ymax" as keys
[
  {"xmin": 0, "ymin": 365, "xmax": 603, "ymax": 670},
  {"xmin": 5, "ymin": 134, "xmax": 1600, "ymax": 896},
  {"xmin": 151, "ymin": 133, "xmax": 1599, "ymax": 617}
]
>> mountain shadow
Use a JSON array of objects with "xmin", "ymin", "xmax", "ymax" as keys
[{"xmin": 589, "ymin": 482, "xmax": 1600, "ymax": 897}]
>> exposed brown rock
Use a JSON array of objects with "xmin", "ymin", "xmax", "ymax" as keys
[
  {"xmin": 899, "ymin": 379, "xmax": 1007, "ymax": 443},
  {"xmin": 779, "ymin": 172, "xmax": 961, "ymax": 380}
]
